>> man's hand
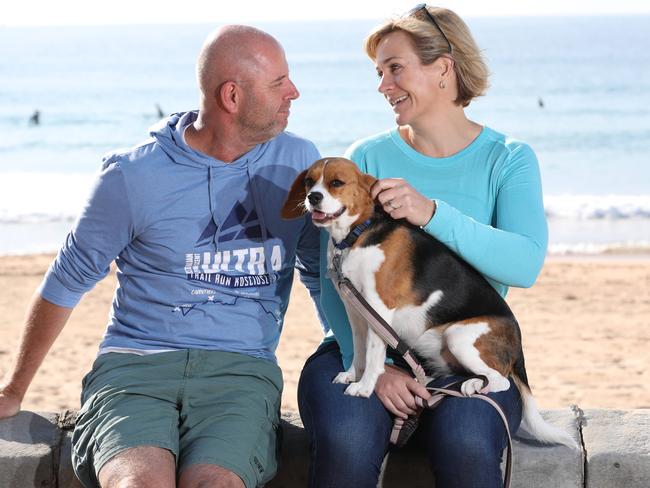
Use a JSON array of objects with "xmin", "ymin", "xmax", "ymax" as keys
[
  {"xmin": 370, "ymin": 178, "xmax": 436, "ymax": 227},
  {"xmin": 0, "ymin": 294, "xmax": 73, "ymax": 420},
  {"xmin": 0, "ymin": 387, "xmax": 21, "ymax": 419},
  {"xmin": 374, "ymin": 364, "xmax": 431, "ymax": 419}
]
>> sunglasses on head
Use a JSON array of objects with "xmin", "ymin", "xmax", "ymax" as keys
[{"xmin": 407, "ymin": 4, "xmax": 452, "ymax": 54}]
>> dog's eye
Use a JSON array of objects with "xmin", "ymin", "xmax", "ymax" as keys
[
  {"xmin": 330, "ymin": 179, "xmax": 345, "ymax": 188},
  {"xmin": 304, "ymin": 177, "xmax": 315, "ymax": 188}
]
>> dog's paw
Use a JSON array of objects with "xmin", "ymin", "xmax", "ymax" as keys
[
  {"xmin": 332, "ymin": 371, "xmax": 356, "ymax": 384},
  {"xmin": 344, "ymin": 382, "xmax": 373, "ymax": 398},
  {"xmin": 460, "ymin": 378, "xmax": 485, "ymax": 396},
  {"xmin": 486, "ymin": 375, "xmax": 511, "ymax": 393}
]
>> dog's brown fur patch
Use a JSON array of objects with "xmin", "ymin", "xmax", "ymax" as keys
[
  {"xmin": 362, "ymin": 227, "xmax": 420, "ymax": 309},
  {"xmin": 474, "ymin": 317, "xmax": 521, "ymax": 376},
  {"xmin": 434, "ymin": 317, "xmax": 520, "ymax": 376}
]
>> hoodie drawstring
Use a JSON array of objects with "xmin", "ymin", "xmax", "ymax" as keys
[
  {"xmin": 247, "ymin": 165, "xmax": 275, "ymax": 279},
  {"xmin": 207, "ymin": 166, "xmax": 219, "ymax": 251}
]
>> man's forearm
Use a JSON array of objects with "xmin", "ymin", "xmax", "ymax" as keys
[{"xmin": 1, "ymin": 293, "xmax": 73, "ymax": 401}]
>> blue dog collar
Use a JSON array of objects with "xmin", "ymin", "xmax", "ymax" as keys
[{"xmin": 333, "ymin": 219, "xmax": 372, "ymax": 250}]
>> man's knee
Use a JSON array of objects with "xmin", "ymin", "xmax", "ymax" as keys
[
  {"xmin": 179, "ymin": 464, "xmax": 246, "ymax": 488},
  {"xmin": 98, "ymin": 446, "xmax": 175, "ymax": 488}
]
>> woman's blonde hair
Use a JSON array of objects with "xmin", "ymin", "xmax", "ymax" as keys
[{"xmin": 364, "ymin": 6, "xmax": 489, "ymax": 107}]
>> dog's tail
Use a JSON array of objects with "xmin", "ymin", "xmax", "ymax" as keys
[{"xmin": 512, "ymin": 356, "xmax": 577, "ymax": 448}]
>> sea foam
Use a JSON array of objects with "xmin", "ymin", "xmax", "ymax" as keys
[
  {"xmin": 0, "ymin": 172, "xmax": 96, "ymax": 224},
  {"xmin": 544, "ymin": 195, "xmax": 650, "ymax": 220}
]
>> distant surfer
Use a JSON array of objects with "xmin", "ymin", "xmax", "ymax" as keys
[
  {"xmin": 538, "ymin": 97, "xmax": 544, "ymax": 108},
  {"xmin": 29, "ymin": 110, "xmax": 40, "ymax": 125},
  {"xmin": 155, "ymin": 103, "xmax": 164, "ymax": 118}
]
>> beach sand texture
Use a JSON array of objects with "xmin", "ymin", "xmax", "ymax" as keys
[{"xmin": 0, "ymin": 254, "xmax": 648, "ymax": 413}]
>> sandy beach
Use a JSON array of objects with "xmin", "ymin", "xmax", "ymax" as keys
[{"xmin": 0, "ymin": 253, "xmax": 648, "ymax": 413}]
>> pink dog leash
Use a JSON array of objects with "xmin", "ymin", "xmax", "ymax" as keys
[{"xmin": 336, "ymin": 276, "xmax": 428, "ymax": 385}]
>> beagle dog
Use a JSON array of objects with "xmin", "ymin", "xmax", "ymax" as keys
[{"xmin": 282, "ymin": 157, "xmax": 575, "ymax": 447}]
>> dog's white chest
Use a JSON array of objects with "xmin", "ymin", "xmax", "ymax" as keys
[
  {"xmin": 329, "ymin": 243, "xmax": 385, "ymax": 293},
  {"xmin": 343, "ymin": 246, "xmax": 385, "ymax": 286}
]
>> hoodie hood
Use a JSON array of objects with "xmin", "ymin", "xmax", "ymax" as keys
[{"xmin": 150, "ymin": 110, "xmax": 268, "ymax": 170}]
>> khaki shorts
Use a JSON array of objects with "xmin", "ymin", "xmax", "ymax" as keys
[{"xmin": 72, "ymin": 349, "xmax": 283, "ymax": 488}]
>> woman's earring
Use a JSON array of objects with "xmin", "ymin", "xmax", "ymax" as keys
[{"xmin": 439, "ymin": 80, "xmax": 446, "ymax": 89}]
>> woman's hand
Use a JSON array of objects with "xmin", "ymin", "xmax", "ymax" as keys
[
  {"xmin": 375, "ymin": 365, "xmax": 431, "ymax": 419},
  {"xmin": 371, "ymin": 178, "xmax": 436, "ymax": 227}
]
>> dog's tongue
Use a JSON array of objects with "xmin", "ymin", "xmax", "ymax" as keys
[{"xmin": 311, "ymin": 210, "xmax": 328, "ymax": 222}]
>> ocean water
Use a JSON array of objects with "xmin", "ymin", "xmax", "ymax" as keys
[{"xmin": 1, "ymin": 17, "xmax": 649, "ymax": 255}]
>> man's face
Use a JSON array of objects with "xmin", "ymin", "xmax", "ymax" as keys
[{"xmin": 238, "ymin": 45, "xmax": 300, "ymax": 142}]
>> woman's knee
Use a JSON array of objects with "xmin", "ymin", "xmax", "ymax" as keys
[
  {"xmin": 426, "ymin": 396, "xmax": 515, "ymax": 451},
  {"xmin": 299, "ymin": 380, "xmax": 391, "ymax": 484},
  {"xmin": 428, "ymin": 423, "xmax": 502, "ymax": 464},
  {"xmin": 297, "ymin": 344, "xmax": 392, "ymax": 486},
  {"xmin": 322, "ymin": 416, "xmax": 386, "ymax": 454},
  {"xmin": 422, "ymin": 396, "xmax": 513, "ymax": 482},
  {"xmin": 309, "ymin": 425, "xmax": 387, "ymax": 488}
]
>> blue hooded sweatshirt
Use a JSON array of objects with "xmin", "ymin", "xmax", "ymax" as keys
[{"xmin": 39, "ymin": 111, "xmax": 325, "ymax": 363}]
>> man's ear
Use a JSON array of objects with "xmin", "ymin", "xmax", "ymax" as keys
[
  {"xmin": 218, "ymin": 81, "xmax": 239, "ymax": 113},
  {"xmin": 281, "ymin": 169, "xmax": 309, "ymax": 219}
]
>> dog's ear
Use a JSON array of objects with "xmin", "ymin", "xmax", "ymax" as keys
[
  {"xmin": 281, "ymin": 169, "xmax": 309, "ymax": 219},
  {"xmin": 361, "ymin": 173, "xmax": 378, "ymax": 193}
]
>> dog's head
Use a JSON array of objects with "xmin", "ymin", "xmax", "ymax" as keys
[{"xmin": 281, "ymin": 158, "xmax": 377, "ymax": 233}]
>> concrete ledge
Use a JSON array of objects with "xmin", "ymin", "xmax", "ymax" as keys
[
  {"xmin": 582, "ymin": 409, "xmax": 650, "ymax": 487},
  {"xmin": 270, "ymin": 409, "xmax": 584, "ymax": 488},
  {"xmin": 0, "ymin": 410, "xmax": 73, "ymax": 487},
  {"xmin": 1, "ymin": 408, "xmax": 648, "ymax": 487}
]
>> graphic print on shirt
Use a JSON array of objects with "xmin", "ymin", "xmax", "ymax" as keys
[{"xmin": 184, "ymin": 200, "xmax": 282, "ymax": 289}]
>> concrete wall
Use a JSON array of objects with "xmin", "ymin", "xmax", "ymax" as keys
[{"xmin": 1, "ymin": 408, "xmax": 648, "ymax": 487}]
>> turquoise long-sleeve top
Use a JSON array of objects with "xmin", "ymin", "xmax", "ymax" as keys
[{"xmin": 319, "ymin": 126, "xmax": 548, "ymax": 369}]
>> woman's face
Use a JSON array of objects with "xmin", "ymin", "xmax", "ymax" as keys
[{"xmin": 374, "ymin": 30, "xmax": 440, "ymax": 126}]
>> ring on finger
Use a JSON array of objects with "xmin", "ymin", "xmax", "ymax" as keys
[{"xmin": 387, "ymin": 200, "xmax": 397, "ymax": 210}]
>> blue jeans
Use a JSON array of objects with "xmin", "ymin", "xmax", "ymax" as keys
[{"xmin": 297, "ymin": 341, "xmax": 523, "ymax": 488}]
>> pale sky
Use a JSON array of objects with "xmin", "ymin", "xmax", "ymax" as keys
[{"xmin": 4, "ymin": 0, "xmax": 650, "ymax": 26}]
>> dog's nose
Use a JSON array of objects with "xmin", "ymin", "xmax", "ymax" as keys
[{"xmin": 308, "ymin": 192, "xmax": 323, "ymax": 206}]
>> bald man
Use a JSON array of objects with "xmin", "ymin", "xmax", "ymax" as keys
[{"xmin": 0, "ymin": 26, "xmax": 325, "ymax": 488}]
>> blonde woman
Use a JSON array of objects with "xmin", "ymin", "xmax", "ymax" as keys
[{"xmin": 298, "ymin": 5, "xmax": 547, "ymax": 487}]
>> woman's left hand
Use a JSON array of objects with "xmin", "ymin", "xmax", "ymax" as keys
[
  {"xmin": 371, "ymin": 178, "xmax": 435, "ymax": 227},
  {"xmin": 375, "ymin": 364, "xmax": 431, "ymax": 419}
]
